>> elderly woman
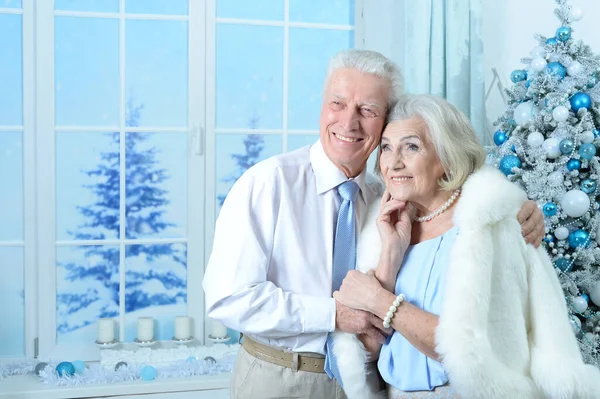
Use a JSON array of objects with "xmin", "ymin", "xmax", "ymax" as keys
[{"xmin": 333, "ymin": 94, "xmax": 600, "ymax": 399}]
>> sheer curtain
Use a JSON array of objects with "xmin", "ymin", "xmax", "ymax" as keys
[{"xmin": 364, "ymin": 0, "xmax": 488, "ymax": 143}]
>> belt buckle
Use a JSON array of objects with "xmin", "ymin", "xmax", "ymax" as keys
[{"xmin": 291, "ymin": 352, "xmax": 299, "ymax": 372}]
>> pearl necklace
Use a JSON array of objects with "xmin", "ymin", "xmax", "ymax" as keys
[{"xmin": 414, "ymin": 189, "xmax": 461, "ymax": 223}]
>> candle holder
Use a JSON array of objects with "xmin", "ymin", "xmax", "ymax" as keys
[
  {"xmin": 172, "ymin": 336, "xmax": 195, "ymax": 345},
  {"xmin": 134, "ymin": 338, "xmax": 157, "ymax": 348},
  {"xmin": 95, "ymin": 339, "xmax": 120, "ymax": 349},
  {"xmin": 208, "ymin": 334, "xmax": 231, "ymax": 344}
]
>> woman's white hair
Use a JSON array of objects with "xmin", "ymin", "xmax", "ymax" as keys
[
  {"xmin": 325, "ymin": 49, "xmax": 404, "ymax": 110},
  {"xmin": 376, "ymin": 94, "xmax": 486, "ymax": 191}
]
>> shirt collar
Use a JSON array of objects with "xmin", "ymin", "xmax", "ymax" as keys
[{"xmin": 310, "ymin": 140, "xmax": 368, "ymax": 202}]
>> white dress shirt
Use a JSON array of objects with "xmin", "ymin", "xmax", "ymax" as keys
[{"xmin": 203, "ymin": 140, "xmax": 381, "ymax": 354}]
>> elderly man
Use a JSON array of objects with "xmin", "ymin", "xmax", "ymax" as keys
[{"xmin": 203, "ymin": 49, "xmax": 544, "ymax": 399}]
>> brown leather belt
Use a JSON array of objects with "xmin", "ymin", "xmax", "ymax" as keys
[{"xmin": 241, "ymin": 336, "xmax": 326, "ymax": 373}]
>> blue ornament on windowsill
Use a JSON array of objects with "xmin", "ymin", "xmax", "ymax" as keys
[
  {"xmin": 141, "ymin": 365, "xmax": 157, "ymax": 381},
  {"xmin": 493, "ymin": 130, "xmax": 508, "ymax": 146},
  {"xmin": 510, "ymin": 69, "xmax": 527, "ymax": 83},
  {"xmin": 543, "ymin": 202, "xmax": 557, "ymax": 217},
  {"xmin": 570, "ymin": 92, "xmax": 592, "ymax": 113},
  {"xmin": 555, "ymin": 257, "xmax": 572, "ymax": 272},
  {"xmin": 594, "ymin": 129, "xmax": 600, "ymax": 138},
  {"xmin": 499, "ymin": 155, "xmax": 521, "ymax": 176},
  {"xmin": 569, "ymin": 229, "xmax": 589, "ymax": 248},
  {"xmin": 567, "ymin": 159, "xmax": 582, "ymax": 171},
  {"xmin": 72, "ymin": 360, "xmax": 86, "ymax": 374},
  {"xmin": 56, "ymin": 362, "xmax": 75, "ymax": 377},
  {"xmin": 581, "ymin": 178, "xmax": 597, "ymax": 194},
  {"xmin": 547, "ymin": 62, "xmax": 567, "ymax": 79},
  {"xmin": 556, "ymin": 26, "xmax": 571, "ymax": 42},
  {"xmin": 546, "ymin": 37, "xmax": 558, "ymax": 45},
  {"xmin": 579, "ymin": 143, "xmax": 596, "ymax": 160}
]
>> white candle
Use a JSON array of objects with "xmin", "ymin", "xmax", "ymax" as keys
[
  {"xmin": 210, "ymin": 319, "xmax": 228, "ymax": 338},
  {"xmin": 137, "ymin": 317, "xmax": 154, "ymax": 341},
  {"xmin": 174, "ymin": 316, "xmax": 192, "ymax": 340},
  {"xmin": 97, "ymin": 318, "xmax": 115, "ymax": 343}
]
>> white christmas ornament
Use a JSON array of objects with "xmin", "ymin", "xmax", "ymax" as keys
[
  {"xmin": 527, "ymin": 131, "xmax": 545, "ymax": 147},
  {"xmin": 529, "ymin": 57, "xmax": 547, "ymax": 72},
  {"xmin": 560, "ymin": 189, "xmax": 590, "ymax": 218},
  {"xmin": 570, "ymin": 316, "xmax": 582, "ymax": 334},
  {"xmin": 548, "ymin": 171, "xmax": 564, "ymax": 186},
  {"xmin": 567, "ymin": 61, "xmax": 583, "ymax": 76},
  {"xmin": 554, "ymin": 226, "xmax": 569, "ymax": 240},
  {"xmin": 530, "ymin": 46, "xmax": 546, "ymax": 58},
  {"xmin": 514, "ymin": 102, "xmax": 534, "ymax": 126},
  {"xmin": 542, "ymin": 138, "xmax": 561, "ymax": 159},
  {"xmin": 552, "ymin": 106, "xmax": 569, "ymax": 122},
  {"xmin": 590, "ymin": 281, "xmax": 600, "ymax": 307},
  {"xmin": 569, "ymin": 7, "xmax": 583, "ymax": 21},
  {"xmin": 572, "ymin": 296, "xmax": 589, "ymax": 313},
  {"xmin": 581, "ymin": 130, "xmax": 595, "ymax": 144}
]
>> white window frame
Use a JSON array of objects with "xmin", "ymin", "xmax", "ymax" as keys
[{"xmin": 35, "ymin": 0, "xmax": 206, "ymax": 361}]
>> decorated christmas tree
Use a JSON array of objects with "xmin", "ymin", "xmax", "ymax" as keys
[{"xmin": 491, "ymin": 0, "xmax": 600, "ymax": 364}]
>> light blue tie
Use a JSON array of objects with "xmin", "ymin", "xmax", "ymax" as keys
[{"xmin": 324, "ymin": 180, "xmax": 360, "ymax": 386}]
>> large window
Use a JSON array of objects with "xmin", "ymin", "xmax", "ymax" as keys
[{"xmin": 1, "ymin": 0, "xmax": 359, "ymax": 361}]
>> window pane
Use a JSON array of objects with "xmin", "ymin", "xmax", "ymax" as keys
[
  {"xmin": 124, "ymin": 243, "xmax": 187, "ymax": 341},
  {"xmin": 0, "ymin": 132, "xmax": 23, "ymax": 241},
  {"xmin": 288, "ymin": 134, "xmax": 318, "ymax": 151},
  {"xmin": 0, "ymin": 247, "xmax": 24, "ymax": 357},
  {"xmin": 216, "ymin": 0, "xmax": 283, "ymax": 21},
  {"xmin": 125, "ymin": 0, "xmax": 188, "ymax": 15},
  {"xmin": 55, "ymin": 17, "xmax": 119, "ymax": 126},
  {"xmin": 126, "ymin": 20, "xmax": 188, "ymax": 128},
  {"xmin": 55, "ymin": 0, "xmax": 119, "ymax": 13},
  {"xmin": 125, "ymin": 132, "xmax": 187, "ymax": 239},
  {"xmin": 56, "ymin": 132, "xmax": 120, "ymax": 241},
  {"xmin": 56, "ymin": 245, "xmax": 120, "ymax": 345},
  {"xmin": 289, "ymin": 0, "xmax": 354, "ymax": 25},
  {"xmin": 216, "ymin": 25, "xmax": 283, "ymax": 129},
  {"xmin": 215, "ymin": 134, "xmax": 282, "ymax": 214},
  {"xmin": 1, "ymin": 0, "xmax": 22, "ymax": 8},
  {"xmin": 288, "ymin": 28, "xmax": 353, "ymax": 130},
  {"xmin": 0, "ymin": 14, "xmax": 22, "ymax": 126}
]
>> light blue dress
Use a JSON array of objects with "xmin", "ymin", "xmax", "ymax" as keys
[{"xmin": 378, "ymin": 226, "xmax": 458, "ymax": 392}]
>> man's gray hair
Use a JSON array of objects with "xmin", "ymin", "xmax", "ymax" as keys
[
  {"xmin": 378, "ymin": 94, "xmax": 486, "ymax": 191},
  {"xmin": 325, "ymin": 49, "xmax": 404, "ymax": 110}
]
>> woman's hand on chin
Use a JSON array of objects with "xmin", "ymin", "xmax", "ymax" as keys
[{"xmin": 376, "ymin": 189, "xmax": 411, "ymax": 272}]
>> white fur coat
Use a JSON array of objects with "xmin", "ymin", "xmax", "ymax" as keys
[{"xmin": 333, "ymin": 165, "xmax": 600, "ymax": 399}]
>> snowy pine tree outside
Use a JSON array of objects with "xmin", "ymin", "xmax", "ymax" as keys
[
  {"xmin": 57, "ymin": 101, "xmax": 187, "ymax": 342},
  {"xmin": 491, "ymin": 0, "xmax": 600, "ymax": 365}
]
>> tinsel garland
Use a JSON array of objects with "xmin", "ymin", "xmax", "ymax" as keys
[{"xmin": 0, "ymin": 354, "xmax": 235, "ymax": 387}]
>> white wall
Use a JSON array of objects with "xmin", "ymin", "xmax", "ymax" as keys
[{"xmin": 483, "ymin": 0, "xmax": 600, "ymax": 131}]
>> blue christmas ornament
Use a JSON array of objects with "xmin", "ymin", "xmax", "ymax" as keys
[
  {"xmin": 71, "ymin": 360, "xmax": 86, "ymax": 374},
  {"xmin": 556, "ymin": 26, "xmax": 571, "ymax": 42},
  {"xmin": 581, "ymin": 178, "xmax": 597, "ymax": 194},
  {"xmin": 499, "ymin": 155, "xmax": 521, "ymax": 176},
  {"xmin": 56, "ymin": 362, "xmax": 75, "ymax": 377},
  {"xmin": 511, "ymin": 144, "xmax": 517, "ymax": 153},
  {"xmin": 560, "ymin": 139, "xmax": 575, "ymax": 154},
  {"xmin": 555, "ymin": 258, "xmax": 572, "ymax": 272},
  {"xmin": 579, "ymin": 143, "xmax": 596, "ymax": 160},
  {"xmin": 546, "ymin": 37, "xmax": 558, "ymax": 45},
  {"xmin": 493, "ymin": 130, "xmax": 508, "ymax": 146},
  {"xmin": 546, "ymin": 62, "xmax": 567, "ymax": 79},
  {"xmin": 588, "ymin": 74, "xmax": 599, "ymax": 88},
  {"xmin": 594, "ymin": 129, "xmax": 600, "ymax": 138},
  {"xmin": 569, "ymin": 229, "xmax": 589, "ymax": 248},
  {"xmin": 582, "ymin": 293, "xmax": 590, "ymax": 303},
  {"xmin": 567, "ymin": 159, "xmax": 582, "ymax": 170},
  {"xmin": 186, "ymin": 356, "xmax": 197, "ymax": 363},
  {"xmin": 543, "ymin": 234, "xmax": 555, "ymax": 244},
  {"xmin": 525, "ymin": 80, "xmax": 532, "ymax": 88},
  {"xmin": 510, "ymin": 69, "xmax": 527, "ymax": 83},
  {"xmin": 543, "ymin": 202, "xmax": 557, "ymax": 217},
  {"xmin": 141, "ymin": 365, "xmax": 157, "ymax": 381},
  {"xmin": 570, "ymin": 92, "xmax": 592, "ymax": 112}
]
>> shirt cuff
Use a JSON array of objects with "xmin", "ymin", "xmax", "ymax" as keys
[{"xmin": 301, "ymin": 295, "xmax": 336, "ymax": 333}]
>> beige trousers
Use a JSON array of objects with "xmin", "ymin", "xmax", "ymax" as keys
[
  {"xmin": 387, "ymin": 383, "xmax": 460, "ymax": 399},
  {"xmin": 230, "ymin": 346, "xmax": 347, "ymax": 399}
]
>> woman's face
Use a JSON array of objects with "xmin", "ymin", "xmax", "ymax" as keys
[{"xmin": 379, "ymin": 117, "xmax": 446, "ymax": 207}]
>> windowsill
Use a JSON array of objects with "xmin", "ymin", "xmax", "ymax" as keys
[{"xmin": 0, "ymin": 372, "xmax": 230, "ymax": 399}]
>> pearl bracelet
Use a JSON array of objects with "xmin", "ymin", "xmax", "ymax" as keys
[{"xmin": 382, "ymin": 293, "xmax": 406, "ymax": 328}]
